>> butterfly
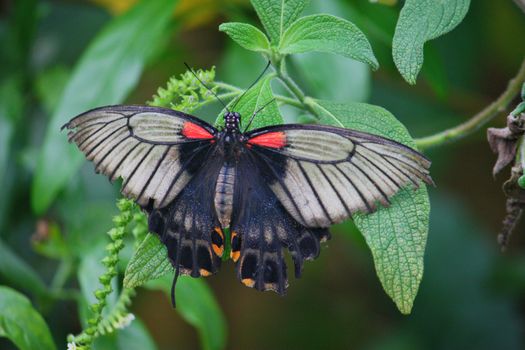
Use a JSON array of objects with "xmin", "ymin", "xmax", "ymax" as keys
[{"xmin": 62, "ymin": 66, "xmax": 433, "ymax": 305}]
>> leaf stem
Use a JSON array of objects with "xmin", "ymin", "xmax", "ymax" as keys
[
  {"xmin": 276, "ymin": 59, "xmax": 306, "ymax": 102},
  {"xmin": 415, "ymin": 58, "xmax": 525, "ymax": 150},
  {"xmin": 273, "ymin": 57, "xmax": 323, "ymax": 117}
]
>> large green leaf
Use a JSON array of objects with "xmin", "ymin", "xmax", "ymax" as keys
[
  {"xmin": 146, "ymin": 276, "xmax": 227, "ymax": 350},
  {"xmin": 250, "ymin": 0, "xmax": 308, "ymax": 44},
  {"xmin": 0, "ymin": 286, "xmax": 56, "ymax": 350},
  {"xmin": 307, "ymin": 99, "xmax": 430, "ymax": 314},
  {"xmin": 280, "ymin": 14, "xmax": 379, "ymax": 69},
  {"xmin": 32, "ymin": 0, "xmax": 179, "ymax": 214},
  {"xmin": 124, "ymin": 233, "xmax": 172, "ymax": 288},
  {"xmin": 219, "ymin": 22, "xmax": 271, "ymax": 53},
  {"xmin": 392, "ymin": 0, "xmax": 470, "ymax": 84},
  {"xmin": 216, "ymin": 74, "xmax": 283, "ymax": 131}
]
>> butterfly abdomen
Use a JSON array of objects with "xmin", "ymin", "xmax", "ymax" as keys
[{"xmin": 214, "ymin": 163, "xmax": 235, "ymax": 228}]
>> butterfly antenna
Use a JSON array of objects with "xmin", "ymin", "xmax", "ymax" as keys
[
  {"xmin": 184, "ymin": 62, "xmax": 229, "ymax": 112},
  {"xmin": 231, "ymin": 61, "xmax": 272, "ymax": 111},
  {"xmin": 243, "ymin": 98, "xmax": 276, "ymax": 132}
]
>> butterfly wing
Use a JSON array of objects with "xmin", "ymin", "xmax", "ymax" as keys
[
  {"xmin": 245, "ymin": 124, "xmax": 433, "ymax": 228},
  {"xmin": 63, "ymin": 105, "xmax": 217, "ymax": 209},
  {"xmin": 65, "ymin": 104, "xmax": 224, "ymax": 296},
  {"xmin": 230, "ymin": 150, "xmax": 330, "ymax": 294},
  {"xmin": 147, "ymin": 152, "xmax": 224, "ymax": 278}
]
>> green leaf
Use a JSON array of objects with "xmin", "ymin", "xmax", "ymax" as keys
[
  {"xmin": 219, "ymin": 22, "xmax": 271, "ymax": 53},
  {"xmin": 216, "ymin": 74, "xmax": 283, "ymax": 131},
  {"xmin": 280, "ymin": 14, "xmax": 379, "ymax": 69},
  {"xmin": 250, "ymin": 0, "xmax": 308, "ymax": 44},
  {"xmin": 0, "ymin": 239, "xmax": 50, "ymax": 301},
  {"xmin": 392, "ymin": 0, "xmax": 470, "ymax": 84},
  {"xmin": 146, "ymin": 276, "xmax": 227, "ymax": 350},
  {"xmin": 0, "ymin": 286, "xmax": 56, "ymax": 350},
  {"xmin": 31, "ymin": 0, "xmax": 179, "ymax": 215},
  {"xmin": 124, "ymin": 233, "xmax": 172, "ymax": 288},
  {"xmin": 307, "ymin": 99, "xmax": 430, "ymax": 314}
]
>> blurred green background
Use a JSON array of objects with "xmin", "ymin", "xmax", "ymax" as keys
[{"xmin": 1, "ymin": 0, "xmax": 525, "ymax": 349}]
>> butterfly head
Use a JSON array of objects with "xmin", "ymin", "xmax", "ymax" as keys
[{"xmin": 224, "ymin": 111, "xmax": 241, "ymax": 132}]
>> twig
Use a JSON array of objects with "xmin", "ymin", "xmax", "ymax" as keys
[{"xmin": 415, "ymin": 58, "xmax": 525, "ymax": 150}]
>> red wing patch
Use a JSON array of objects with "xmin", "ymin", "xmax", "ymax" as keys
[
  {"xmin": 247, "ymin": 132, "xmax": 286, "ymax": 149},
  {"xmin": 182, "ymin": 122, "xmax": 214, "ymax": 140}
]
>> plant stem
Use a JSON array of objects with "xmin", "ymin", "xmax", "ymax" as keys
[
  {"xmin": 276, "ymin": 59, "xmax": 306, "ymax": 103},
  {"xmin": 68, "ymin": 199, "xmax": 134, "ymax": 350},
  {"xmin": 415, "ymin": 58, "xmax": 525, "ymax": 150},
  {"xmin": 274, "ymin": 57, "xmax": 323, "ymax": 117}
]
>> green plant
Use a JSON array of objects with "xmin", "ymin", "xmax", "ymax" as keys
[{"xmin": 2, "ymin": 0, "xmax": 525, "ymax": 349}]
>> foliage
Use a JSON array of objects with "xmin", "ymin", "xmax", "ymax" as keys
[
  {"xmin": 2, "ymin": 0, "xmax": 525, "ymax": 349},
  {"xmin": 392, "ymin": 0, "xmax": 471, "ymax": 84},
  {"xmin": 0, "ymin": 286, "xmax": 56, "ymax": 350},
  {"xmin": 149, "ymin": 67, "xmax": 221, "ymax": 112}
]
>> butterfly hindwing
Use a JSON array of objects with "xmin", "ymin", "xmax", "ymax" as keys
[
  {"xmin": 246, "ymin": 124, "xmax": 433, "ymax": 228},
  {"xmin": 146, "ymin": 151, "xmax": 224, "ymax": 278},
  {"xmin": 230, "ymin": 151, "xmax": 330, "ymax": 294},
  {"xmin": 63, "ymin": 105, "xmax": 217, "ymax": 209}
]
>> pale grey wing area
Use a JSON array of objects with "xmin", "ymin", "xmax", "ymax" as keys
[
  {"xmin": 63, "ymin": 105, "xmax": 217, "ymax": 209},
  {"xmin": 247, "ymin": 125, "xmax": 433, "ymax": 228}
]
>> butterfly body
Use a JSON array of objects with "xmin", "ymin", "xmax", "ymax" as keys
[{"xmin": 63, "ymin": 105, "xmax": 433, "ymax": 296}]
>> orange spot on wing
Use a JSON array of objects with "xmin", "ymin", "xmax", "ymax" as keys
[
  {"xmin": 230, "ymin": 250, "xmax": 240, "ymax": 262},
  {"xmin": 230, "ymin": 231, "xmax": 241, "ymax": 262},
  {"xmin": 241, "ymin": 278, "xmax": 255, "ymax": 288},
  {"xmin": 247, "ymin": 132, "xmax": 286, "ymax": 149},
  {"xmin": 182, "ymin": 122, "xmax": 214, "ymax": 140},
  {"xmin": 199, "ymin": 268, "xmax": 212, "ymax": 277},
  {"xmin": 212, "ymin": 243, "xmax": 224, "ymax": 257}
]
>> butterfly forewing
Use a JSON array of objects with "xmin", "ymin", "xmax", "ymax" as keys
[
  {"xmin": 245, "ymin": 124, "xmax": 433, "ymax": 228},
  {"xmin": 63, "ymin": 105, "xmax": 217, "ymax": 208}
]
